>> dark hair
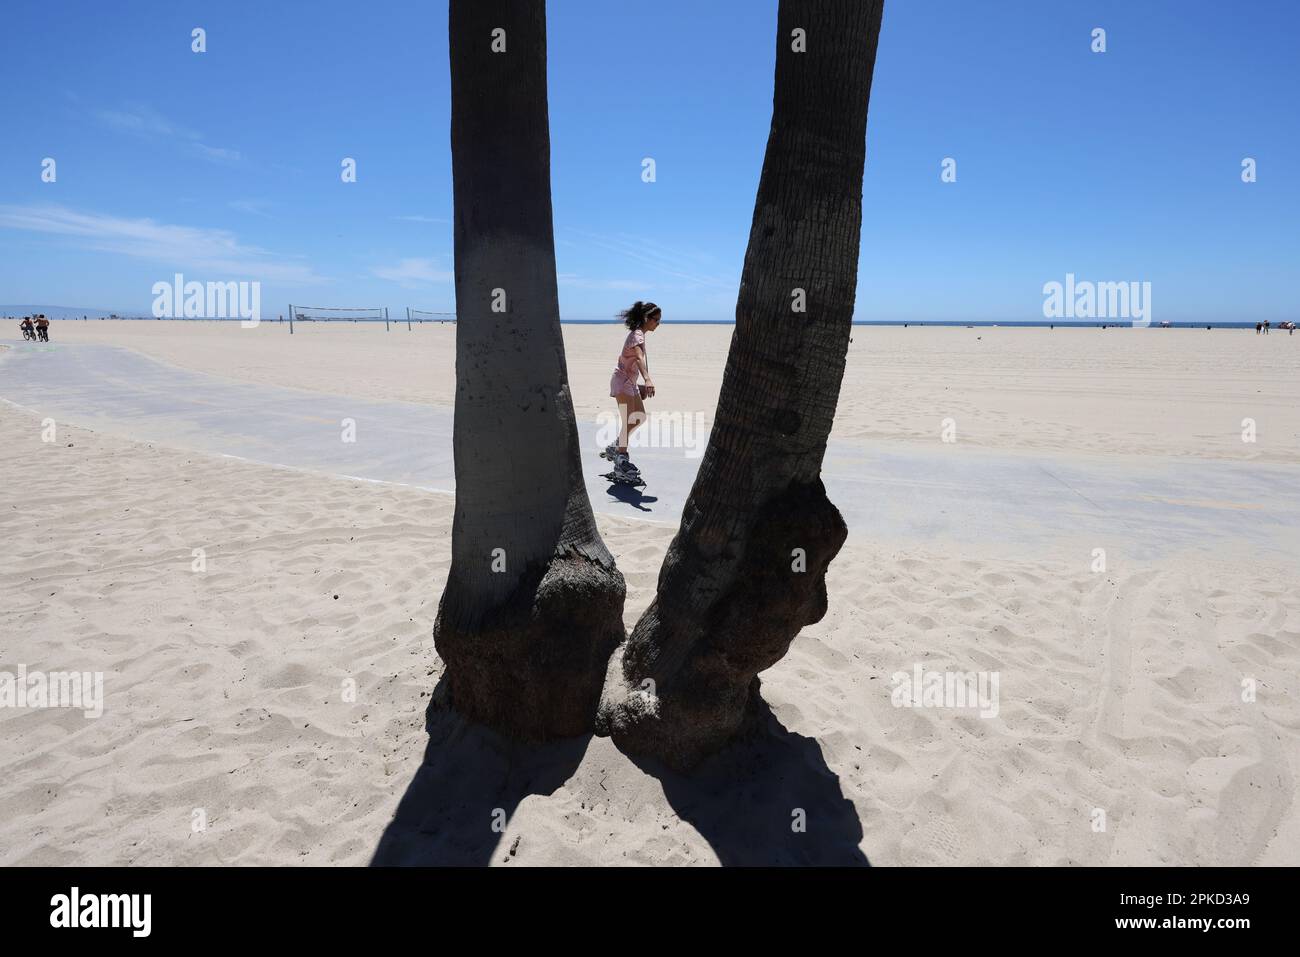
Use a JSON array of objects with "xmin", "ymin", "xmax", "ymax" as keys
[{"xmin": 619, "ymin": 300, "xmax": 661, "ymax": 330}]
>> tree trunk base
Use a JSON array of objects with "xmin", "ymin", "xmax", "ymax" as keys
[
  {"xmin": 435, "ymin": 550, "xmax": 625, "ymax": 741},
  {"xmin": 600, "ymin": 479, "xmax": 847, "ymax": 771},
  {"xmin": 599, "ymin": 666, "xmax": 771, "ymax": 773}
]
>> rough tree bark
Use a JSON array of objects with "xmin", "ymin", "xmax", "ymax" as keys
[
  {"xmin": 601, "ymin": 0, "xmax": 886, "ymax": 770},
  {"xmin": 435, "ymin": 0, "xmax": 625, "ymax": 740}
]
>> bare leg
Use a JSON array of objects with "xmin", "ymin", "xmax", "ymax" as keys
[
  {"xmin": 618, "ymin": 394, "xmax": 646, "ymax": 452},
  {"xmin": 615, "ymin": 398, "xmax": 630, "ymax": 450}
]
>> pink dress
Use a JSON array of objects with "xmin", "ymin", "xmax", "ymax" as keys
[{"xmin": 609, "ymin": 329, "xmax": 645, "ymax": 398}]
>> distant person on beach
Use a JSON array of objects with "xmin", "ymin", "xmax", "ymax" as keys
[
  {"xmin": 603, "ymin": 301, "xmax": 661, "ymax": 482},
  {"xmin": 19, "ymin": 316, "xmax": 35, "ymax": 340},
  {"xmin": 34, "ymin": 315, "xmax": 50, "ymax": 341}
]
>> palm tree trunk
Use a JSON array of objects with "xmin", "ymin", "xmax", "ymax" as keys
[
  {"xmin": 602, "ymin": 0, "xmax": 886, "ymax": 769},
  {"xmin": 436, "ymin": 0, "xmax": 625, "ymax": 740}
]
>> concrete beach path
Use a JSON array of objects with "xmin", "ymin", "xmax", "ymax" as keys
[{"xmin": 3, "ymin": 340, "xmax": 1297, "ymax": 561}]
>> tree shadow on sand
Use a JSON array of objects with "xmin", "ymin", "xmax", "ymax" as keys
[
  {"xmin": 373, "ymin": 678, "xmax": 868, "ymax": 866},
  {"xmin": 624, "ymin": 696, "xmax": 870, "ymax": 866},
  {"xmin": 371, "ymin": 677, "xmax": 592, "ymax": 866}
]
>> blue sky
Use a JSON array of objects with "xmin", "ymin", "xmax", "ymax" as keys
[{"xmin": 0, "ymin": 0, "xmax": 1296, "ymax": 322}]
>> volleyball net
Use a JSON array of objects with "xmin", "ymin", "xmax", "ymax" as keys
[
  {"xmin": 406, "ymin": 308, "xmax": 456, "ymax": 325},
  {"xmin": 284, "ymin": 305, "xmax": 457, "ymax": 332},
  {"xmin": 287, "ymin": 304, "xmax": 388, "ymax": 333}
]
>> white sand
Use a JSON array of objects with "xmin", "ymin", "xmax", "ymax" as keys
[{"xmin": 1, "ymin": 323, "xmax": 1298, "ymax": 865}]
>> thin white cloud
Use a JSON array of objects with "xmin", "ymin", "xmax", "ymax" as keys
[
  {"xmin": 0, "ymin": 204, "xmax": 325, "ymax": 284},
  {"xmin": 564, "ymin": 227, "xmax": 734, "ymax": 290},
  {"xmin": 371, "ymin": 257, "xmax": 453, "ymax": 286},
  {"xmin": 229, "ymin": 199, "xmax": 273, "ymax": 217},
  {"xmin": 557, "ymin": 274, "xmax": 645, "ymax": 291},
  {"xmin": 95, "ymin": 105, "xmax": 187, "ymax": 138},
  {"xmin": 193, "ymin": 143, "xmax": 242, "ymax": 164},
  {"xmin": 392, "ymin": 215, "xmax": 450, "ymax": 224},
  {"xmin": 94, "ymin": 103, "xmax": 243, "ymax": 166}
]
